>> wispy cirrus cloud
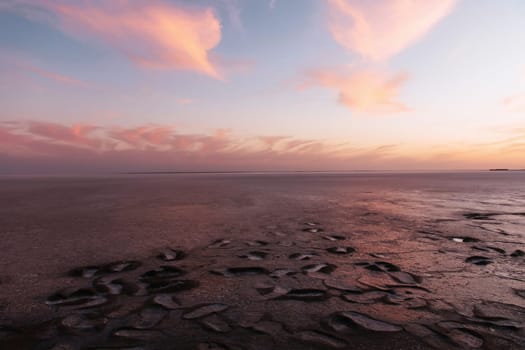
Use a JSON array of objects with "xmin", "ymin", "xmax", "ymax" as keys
[
  {"xmin": 2, "ymin": 120, "xmax": 525, "ymax": 173},
  {"xmin": 23, "ymin": 64, "xmax": 86, "ymax": 87},
  {"xmin": 16, "ymin": 60, "xmax": 90, "ymax": 87},
  {"xmin": 6, "ymin": 0, "xmax": 223, "ymax": 78},
  {"xmin": 26, "ymin": 121, "xmax": 102, "ymax": 148},
  {"xmin": 0, "ymin": 52, "xmax": 90, "ymax": 88},
  {"xmin": 109, "ymin": 125, "xmax": 176, "ymax": 149},
  {"xmin": 326, "ymin": 0, "xmax": 457, "ymax": 61},
  {"xmin": 0, "ymin": 120, "xmax": 397, "ymax": 172},
  {"xmin": 301, "ymin": 68, "xmax": 409, "ymax": 114}
]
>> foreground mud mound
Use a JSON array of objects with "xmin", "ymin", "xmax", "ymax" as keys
[{"xmin": 2, "ymin": 215, "xmax": 525, "ymax": 350}]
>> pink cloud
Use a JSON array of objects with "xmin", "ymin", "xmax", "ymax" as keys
[
  {"xmin": 0, "ymin": 122, "xmax": 102, "ymax": 158},
  {"xmin": 314, "ymin": 0, "xmax": 455, "ymax": 112},
  {"xmin": 2, "ymin": 121, "xmax": 525, "ymax": 173},
  {"xmin": 303, "ymin": 68, "xmax": 409, "ymax": 113},
  {"xmin": 13, "ymin": 0, "xmax": 223, "ymax": 78},
  {"xmin": 259, "ymin": 136, "xmax": 290, "ymax": 149},
  {"xmin": 26, "ymin": 121, "xmax": 102, "ymax": 148},
  {"xmin": 109, "ymin": 125, "xmax": 175, "ymax": 149},
  {"xmin": 327, "ymin": 0, "xmax": 456, "ymax": 61},
  {"xmin": 0, "ymin": 53, "xmax": 90, "ymax": 89},
  {"xmin": 0, "ymin": 121, "xmax": 387, "ymax": 172},
  {"xmin": 19, "ymin": 62, "xmax": 90, "ymax": 87}
]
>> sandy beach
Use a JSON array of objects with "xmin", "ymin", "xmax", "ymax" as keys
[{"xmin": 0, "ymin": 172, "xmax": 524, "ymax": 349}]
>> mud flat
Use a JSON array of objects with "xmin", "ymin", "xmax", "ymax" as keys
[{"xmin": 0, "ymin": 172, "xmax": 524, "ymax": 349}]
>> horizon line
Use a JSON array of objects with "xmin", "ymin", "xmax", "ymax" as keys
[{"xmin": 1, "ymin": 169, "xmax": 525, "ymax": 177}]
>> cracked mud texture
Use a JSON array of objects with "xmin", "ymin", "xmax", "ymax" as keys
[{"xmin": 0, "ymin": 172, "xmax": 524, "ymax": 349}]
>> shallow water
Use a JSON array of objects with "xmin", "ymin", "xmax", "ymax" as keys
[{"xmin": 0, "ymin": 172, "xmax": 524, "ymax": 349}]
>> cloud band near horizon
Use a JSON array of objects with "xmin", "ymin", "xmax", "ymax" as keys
[{"xmin": 1, "ymin": 120, "xmax": 524, "ymax": 174}]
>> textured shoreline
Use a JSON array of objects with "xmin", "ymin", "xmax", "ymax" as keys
[{"xmin": 1, "ymin": 174, "xmax": 524, "ymax": 349}]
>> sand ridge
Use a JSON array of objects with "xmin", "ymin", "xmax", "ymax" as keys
[{"xmin": 2, "ymin": 217, "xmax": 524, "ymax": 349}]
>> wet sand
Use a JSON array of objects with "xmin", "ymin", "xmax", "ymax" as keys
[{"xmin": 0, "ymin": 172, "xmax": 524, "ymax": 349}]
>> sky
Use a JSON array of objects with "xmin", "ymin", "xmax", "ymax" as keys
[{"xmin": 0, "ymin": 0, "xmax": 524, "ymax": 173}]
